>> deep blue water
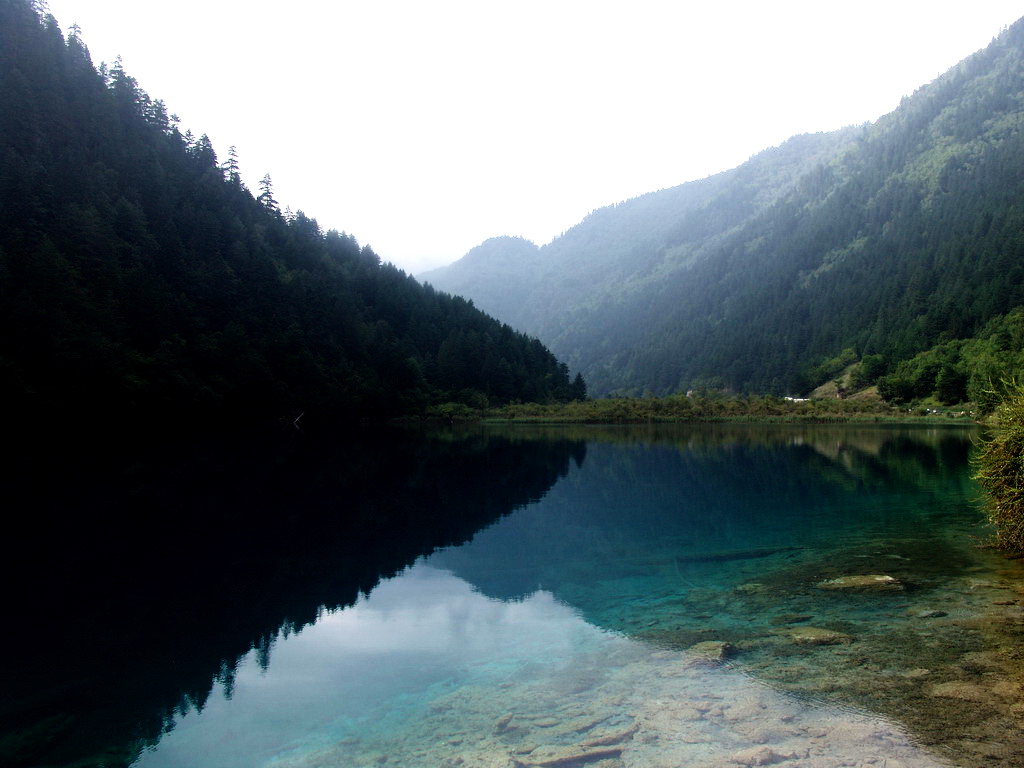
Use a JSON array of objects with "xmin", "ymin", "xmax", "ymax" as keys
[{"xmin": 6, "ymin": 423, "xmax": 1022, "ymax": 768}]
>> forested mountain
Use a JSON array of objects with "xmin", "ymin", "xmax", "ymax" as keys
[
  {"xmin": 421, "ymin": 130, "xmax": 857, "ymax": 367},
  {"xmin": 0, "ymin": 0, "xmax": 581, "ymax": 431},
  {"xmin": 423, "ymin": 18, "xmax": 1024, "ymax": 397}
]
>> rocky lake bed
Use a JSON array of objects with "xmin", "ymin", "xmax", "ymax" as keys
[
  {"xmin": 130, "ymin": 427, "xmax": 1023, "ymax": 768},
  {"xmin": 270, "ymin": 537, "xmax": 1024, "ymax": 768}
]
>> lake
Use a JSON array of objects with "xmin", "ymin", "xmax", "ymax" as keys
[{"xmin": 4, "ymin": 423, "xmax": 1023, "ymax": 768}]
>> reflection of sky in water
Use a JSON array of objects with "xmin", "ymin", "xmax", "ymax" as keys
[
  {"xmin": 133, "ymin": 566, "xmax": 614, "ymax": 768},
  {"xmin": 133, "ymin": 428, "xmax": 981, "ymax": 768},
  {"xmin": 134, "ymin": 564, "xmax": 947, "ymax": 768}
]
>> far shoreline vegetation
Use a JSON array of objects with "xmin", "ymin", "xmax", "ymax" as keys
[
  {"xmin": 422, "ymin": 383, "xmax": 1024, "ymax": 560},
  {"xmin": 420, "ymin": 390, "xmax": 978, "ymax": 425},
  {"xmin": 422, "ymin": 387, "xmax": 1024, "ymax": 563},
  {"xmin": 421, "ymin": 304, "xmax": 1024, "ymax": 426}
]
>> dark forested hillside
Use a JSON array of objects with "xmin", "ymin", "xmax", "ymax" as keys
[
  {"xmin": 0, "ymin": 0, "xmax": 580, "ymax": 431},
  {"xmin": 424, "ymin": 18, "xmax": 1024, "ymax": 397}
]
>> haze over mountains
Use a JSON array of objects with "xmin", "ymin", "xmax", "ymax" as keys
[{"xmin": 422, "ymin": 18, "xmax": 1024, "ymax": 397}]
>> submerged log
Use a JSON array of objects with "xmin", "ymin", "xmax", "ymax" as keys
[
  {"xmin": 512, "ymin": 745, "xmax": 625, "ymax": 767},
  {"xmin": 675, "ymin": 546, "xmax": 800, "ymax": 564}
]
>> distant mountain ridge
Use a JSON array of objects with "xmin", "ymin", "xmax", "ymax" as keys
[
  {"xmin": 420, "ymin": 129, "xmax": 856, "ymax": 347},
  {"xmin": 422, "ymin": 18, "xmax": 1024, "ymax": 396}
]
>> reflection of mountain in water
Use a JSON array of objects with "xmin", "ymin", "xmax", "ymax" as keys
[
  {"xmin": 0, "ymin": 426, "xmax": 585, "ymax": 768},
  {"xmin": 430, "ymin": 425, "xmax": 977, "ymax": 610},
  {"xmin": 428, "ymin": 425, "xmax": 1018, "ymax": 766}
]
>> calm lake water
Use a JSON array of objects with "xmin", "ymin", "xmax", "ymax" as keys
[{"xmin": 5, "ymin": 423, "xmax": 1024, "ymax": 768}]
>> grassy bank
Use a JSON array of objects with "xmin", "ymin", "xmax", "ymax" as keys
[{"xmin": 975, "ymin": 385, "xmax": 1024, "ymax": 551}]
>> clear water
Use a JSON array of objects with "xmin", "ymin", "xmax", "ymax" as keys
[{"xmin": 8, "ymin": 424, "xmax": 1024, "ymax": 768}]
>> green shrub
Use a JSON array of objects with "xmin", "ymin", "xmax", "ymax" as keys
[
  {"xmin": 936, "ymin": 365, "xmax": 968, "ymax": 405},
  {"xmin": 851, "ymin": 354, "xmax": 886, "ymax": 388},
  {"xmin": 975, "ymin": 384, "xmax": 1024, "ymax": 550},
  {"xmin": 809, "ymin": 348, "xmax": 857, "ymax": 388}
]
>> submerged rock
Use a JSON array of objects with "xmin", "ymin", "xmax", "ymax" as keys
[
  {"xmin": 684, "ymin": 640, "xmax": 735, "ymax": 666},
  {"xmin": 903, "ymin": 668, "xmax": 932, "ymax": 678},
  {"xmin": 816, "ymin": 574, "xmax": 904, "ymax": 592},
  {"xmin": 567, "ymin": 714, "xmax": 611, "ymax": 734},
  {"xmin": 784, "ymin": 627, "xmax": 853, "ymax": 645},
  {"xmin": 956, "ymin": 650, "xmax": 1001, "ymax": 673},
  {"xmin": 580, "ymin": 722, "xmax": 639, "ymax": 748},
  {"xmin": 728, "ymin": 745, "xmax": 799, "ymax": 765},
  {"xmin": 914, "ymin": 609, "xmax": 948, "ymax": 618},
  {"xmin": 735, "ymin": 582, "xmax": 770, "ymax": 595},
  {"xmin": 928, "ymin": 681, "xmax": 990, "ymax": 702},
  {"xmin": 494, "ymin": 713, "xmax": 515, "ymax": 733}
]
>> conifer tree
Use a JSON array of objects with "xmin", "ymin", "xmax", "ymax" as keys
[
  {"xmin": 257, "ymin": 173, "xmax": 279, "ymax": 214},
  {"xmin": 223, "ymin": 145, "xmax": 242, "ymax": 186}
]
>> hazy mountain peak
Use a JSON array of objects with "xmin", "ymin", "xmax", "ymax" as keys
[{"xmin": 425, "ymin": 17, "xmax": 1024, "ymax": 396}]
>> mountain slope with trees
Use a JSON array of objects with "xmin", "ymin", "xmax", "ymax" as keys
[
  {"xmin": 0, "ymin": 0, "xmax": 582, "ymax": 432},
  {"xmin": 423, "ymin": 18, "xmax": 1024, "ymax": 398},
  {"xmin": 422, "ymin": 129, "xmax": 857, "ymax": 366}
]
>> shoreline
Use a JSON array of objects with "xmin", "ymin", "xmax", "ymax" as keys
[{"xmin": 476, "ymin": 414, "xmax": 980, "ymax": 426}]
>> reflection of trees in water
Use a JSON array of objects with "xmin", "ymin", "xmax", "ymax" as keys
[
  {"xmin": 0, "ymin": 427, "xmax": 585, "ymax": 768},
  {"xmin": 486, "ymin": 422, "xmax": 976, "ymax": 496},
  {"xmin": 432, "ymin": 425, "xmax": 978, "ymax": 606},
  {"xmin": 0, "ymin": 424, "xmax": 977, "ymax": 767}
]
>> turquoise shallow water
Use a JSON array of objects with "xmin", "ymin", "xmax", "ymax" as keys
[{"xmin": 121, "ymin": 423, "xmax": 1024, "ymax": 768}]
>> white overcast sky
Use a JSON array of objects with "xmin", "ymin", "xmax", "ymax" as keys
[{"xmin": 43, "ymin": 1, "xmax": 1024, "ymax": 274}]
